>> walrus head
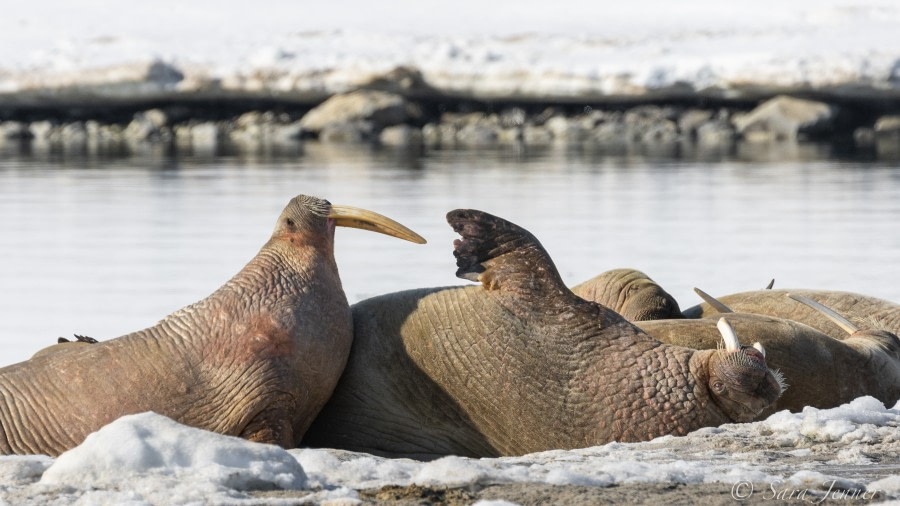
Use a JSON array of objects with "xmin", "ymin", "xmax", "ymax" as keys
[
  {"xmin": 705, "ymin": 318, "xmax": 785, "ymax": 422},
  {"xmin": 273, "ymin": 195, "xmax": 426, "ymax": 247}
]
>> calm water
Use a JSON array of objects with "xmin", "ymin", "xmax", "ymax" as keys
[{"xmin": 1, "ymin": 143, "xmax": 899, "ymax": 365}]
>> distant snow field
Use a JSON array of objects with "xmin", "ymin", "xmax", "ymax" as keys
[
  {"xmin": 1, "ymin": 397, "xmax": 898, "ymax": 504},
  {"xmin": 1, "ymin": 0, "xmax": 898, "ymax": 100}
]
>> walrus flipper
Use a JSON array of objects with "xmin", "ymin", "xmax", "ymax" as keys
[{"xmin": 447, "ymin": 209, "xmax": 567, "ymax": 298}]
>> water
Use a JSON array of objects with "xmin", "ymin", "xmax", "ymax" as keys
[{"xmin": 1, "ymin": 143, "xmax": 899, "ymax": 365}]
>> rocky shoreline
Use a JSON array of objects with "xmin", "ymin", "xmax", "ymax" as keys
[{"xmin": 2, "ymin": 85, "xmax": 899, "ymax": 157}]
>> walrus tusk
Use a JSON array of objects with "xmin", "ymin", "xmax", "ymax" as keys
[
  {"xmin": 787, "ymin": 294, "xmax": 859, "ymax": 335},
  {"xmin": 752, "ymin": 342, "xmax": 766, "ymax": 357},
  {"xmin": 328, "ymin": 205, "xmax": 427, "ymax": 244},
  {"xmin": 717, "ymin": 317, "xmax": 741, "ymax": 351},
  {"xmin": 694, "ymin": 287, "xmax": 734, "ymax": 314}
]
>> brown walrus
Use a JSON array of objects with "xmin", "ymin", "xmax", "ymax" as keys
[
  {"xmin": 571, "ymin": 268, "xmax": 683, "ymax": 321},
  {"xmin": 571, "ymin": 277, "xmax": 900, "ymax": 416},
  {"xmin": 682, "ymin": 288, "xmax": 900, "ymax": 340},
  {"xmin": 0, "ymin": 195, "xmax": 425, "ymax": 456},
  {"xmin": 302, "ymin": 210, "xmax": 783, "ymax": 458}
]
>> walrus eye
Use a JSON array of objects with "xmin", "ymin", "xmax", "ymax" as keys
[
  {"xmin": 285, "ymin": 218, "xmax": 295, "ymax": 228},
  {"xmin": 712, "ymin": 381, "xmax": 725, "ymax": 393}
]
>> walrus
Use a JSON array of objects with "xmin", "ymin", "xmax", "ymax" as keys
[
  {"xmin": 0, "ymin": 195, "xmax": 425, "ymax": 456},
  {"xmin": 635, "ymin": 310, "xmax": 900, "ymax": 418},
  {"xmin": 28, "ymin": 335, "xmax": 99, "ymax": 360},
  {"xmin": 682, "ymin": 289, "xmax": 900, "ymax": 340},
  {"xmin": 571, "ymin": 279, "xmax": 900, "ymax": 416},
  {"xmin": 302, "ymin": 210, "xmax": 783, "ymax": 458},
  {"xmin": 570, "ymin": 268, "xmax": 683, "ymax": 321}
]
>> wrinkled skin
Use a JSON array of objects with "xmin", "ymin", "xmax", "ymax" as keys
[
  {"xmin": 0, "ymin": 195, "xmax": 359, "ymax": 456},
  {"xmin": 682, "ymin": 289, "xmax": 900, "ymax": 340},
  {"xmin": 303, "ymin": 210, "xmax": 782, "ymax": 459},
  {"xmin": 636, "ymin": 315, "xmax": 900, "ymax": 418},
  {"xmin": 571, "ymin": 269, "xmax": 683, "ymax": 321}
]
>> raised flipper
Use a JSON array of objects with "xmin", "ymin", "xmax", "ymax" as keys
[{"xmin": 448, "ymin": 209, "xmax": 567, "ymax": 297}]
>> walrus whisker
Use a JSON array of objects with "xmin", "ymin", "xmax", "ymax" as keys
[
  {"xmin": 788, "ymin": 294, "xmax": 859, "ymax": 335},
  {"xmin": 717, "ymin": 317, "xmax": 741, "ymax": 351},
  {"xmin": 694, "ymin": 287, "xmax": 734, "ymax": 314}
]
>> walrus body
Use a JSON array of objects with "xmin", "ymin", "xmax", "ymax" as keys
[
  {"xmin": 570, "ymin": 278, "xmax": 900, "ymax": 416},
  {"xmin": 303, "ymin": 210, "xmax": 782, "ymax": 458},
  {"xmin": 636, "ymin": 315, "xmax": 900, "ymax": 418},
  {"xmin": 571, "ymin": 268, "xmax": 683, "ymax": 321},
  {"xmin": 0, "ymin": 195, "xmax": 424, "ymax": 456},
  {"xmin": 683, "ymin": 289, "xmax": 900, "ymax": 339}
]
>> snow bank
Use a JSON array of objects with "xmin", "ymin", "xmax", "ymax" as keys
[
  {"xmin": 0, "ymin": 398, "xmax": 897, "ymax": 504},
  {"xmin": 1, "ymin": 0, "xmax": 898, "ymax": 102}
]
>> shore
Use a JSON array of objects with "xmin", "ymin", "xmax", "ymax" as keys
[
  {"xmin": 3, "ymin": 0, "xmax": 899, "ymax": 157},
  {"xmin": 2, "ymin": 81, "xmax": 899, "ymax": 159}
]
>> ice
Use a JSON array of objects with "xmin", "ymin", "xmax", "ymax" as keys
[{"xmin": 0, "ymin": 398, "xmax": 897, "ymax": 504}]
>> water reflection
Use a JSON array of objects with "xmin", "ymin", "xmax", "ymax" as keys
[{"xmin": 0, "ymin": 144, "xmax": 898, "ymax": 365}]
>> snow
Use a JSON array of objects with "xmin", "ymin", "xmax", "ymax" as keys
[
  {"xmin": 1, "ymin": 1, "xmax": 898, "ymax": 99},
  {"xmin": 1, "ymin": 398, "xmax": 897, "ymax": 504}
]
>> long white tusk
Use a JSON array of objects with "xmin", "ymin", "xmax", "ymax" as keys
[
  {"xmin": 787, "ymin": 294, "xmax": 859, "ymax": 335},
  {"xmin": 694, "ymin": 287, "xmax": 734, "ymax": 314},
  {"xmin": 752, "ymin": 342, "xmax": 766, "ymax": 357},
  {"xmin": 717, "ymin": 317, "xmax": 741, "ymax": 351}
]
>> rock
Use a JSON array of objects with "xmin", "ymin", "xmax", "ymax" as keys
[
  {"xmin": 544, "ymin": 116, "xmax": 585, "ymax": 142},
  {"xmin": 522, "ymin": 125, "xmax": 552, "ymax": 145},
  {"xmin": 696, "ymin": 120, "xmax": 736, "ymax": 145},
  {"xmin": 499, "ymin": 107, "xmax": 527, "ymax": 128},
  {"xmin": 1, "ymin": 121, "xmax": 31, "ymax": 141},
  {"xmin": 497, "ymin": 128, "xmax": 522, "ymax": 144},
  {"xmin": 678, "ymin": 110, "xmax": 714, "ymax": 138},
  {"xmin": 734, "ymin": 96, "xmax": 836, "ymax": 142},
  {"xmin": 124, "ymin": 109, "xmax": 170, "ymax": 143},
  {"xmin": 28, "ymin": 121, "xmax": 55, "ymax": 142},
  {"xmin": 624, "ymin": 106, "xmax": 681, "ymax": 143},
  {"xmin": 422, "ymin": 123, "xmax": 457, "ymax": 147},
  {"xmin": 589, "ymin": 115, "xmax": 627, "ymax": 143},
  {"xmin": 319, "ymin": 121, "xmax": 374, "ymax": 143},
  {"xmin": 299, "ymin": 90, "xmax": 418, "ymax": 134},
  {"xmin": 853, "ymin": 127, "xmax": 876, "ymax": 147},
  {"xmin": 455, "ymin": 123, "xmax": 499, "ymax": 146},
  {"xmin": 874, "ymin": 115, "xmax": 900, "ymax": 137},
  {"xmin": 60, "ymin": 123, "xmax": 88, "ymax": 148},
  {"xmin": 176, "ymin": 122, "xmax": 220, "ymax": 149},
  {"xmin": 227, "ymin": 112, "xmax": 301, "ymax": 146},
  {"xmin": 379, "ymin": 125, "xmax": 423, "ymax": 147}
]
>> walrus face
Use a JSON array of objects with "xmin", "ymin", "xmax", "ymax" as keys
[
  {"xmin": 706, "ymin": 318, "xmax": 785, "ymax": 422},
  {"xmin": 619, "ymin": 278, "xmax": 683, "ymax": 321},
  {"xmin": 274, "ymin": 195, "xmax": 426, "ymax": 246}
]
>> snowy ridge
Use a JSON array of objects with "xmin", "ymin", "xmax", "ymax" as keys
[
  {"xmin": 0, "ymin": 397, "xmax": 897, "ymax": 504},
  {"xmin": 1, "ymin": 1, "xmax": 899, "ymax": 103}
]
